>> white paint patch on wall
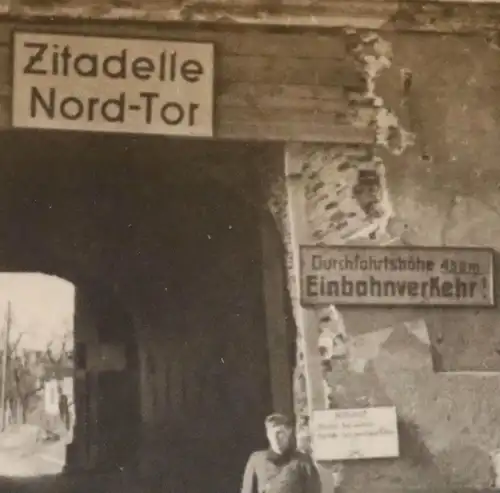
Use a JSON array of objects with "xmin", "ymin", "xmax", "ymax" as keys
[{"xmin": 350, "ymin": 31, "xmax": 415, "ymax": 155}]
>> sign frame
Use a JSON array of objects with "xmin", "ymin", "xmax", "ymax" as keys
[
  {"xmin": 300, "ymin": 244, "xmax": 496, "ymax": 308},
  {"xmin": 10, "ymin": 29, "xmax": 216, "ymax": 138},
  {"xmin": 311, "ymin": 406, "xmax": 400, "ymax": 462}
]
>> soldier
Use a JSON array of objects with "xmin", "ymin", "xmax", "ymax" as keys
[{"xmin": 241, "ymin": 413, "xmax": 321, "ymax": 493}]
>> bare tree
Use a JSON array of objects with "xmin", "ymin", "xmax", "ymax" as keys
[
  {"xmin": 3, "ymin": 332, "xmax": 42, "ymax": 424},
  {"xmin": 4, "ymin": 328, "xmax": 72, "ymax": 425},
  {"xmin": 46, "ymin": 327, "xmax": 73, "ymax": 377}
]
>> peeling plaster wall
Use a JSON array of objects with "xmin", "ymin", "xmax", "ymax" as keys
[
  {"xmin": 9, "ymin": 0, "xmax": 500, "ymax": 34},
  {"xmin": 2, "ymin": 4, "xmax": 500, "ymax": 486},
  {"xmin": 284, "ymin": 29, "xmax": 500, "ymax": 491}
]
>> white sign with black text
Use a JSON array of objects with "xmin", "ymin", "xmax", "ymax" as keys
[
  {"xmin": 12, "ymin": 32, "xmax": 214, "ymax": 137},
  {"xmin": 300, "ymin": 245, "xmax": 495, "ymax": 307},
  {"xmin": 311, "ymin": 407, "xmax": 399, "ymax": 461}
]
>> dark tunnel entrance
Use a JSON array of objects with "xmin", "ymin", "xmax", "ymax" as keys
[{"xmin": 0, "ymin": 130, "xmax": 286, "ymax": 493}]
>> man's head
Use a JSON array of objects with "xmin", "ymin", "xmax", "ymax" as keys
[{"xmin": 265, "ymin": 413, "xmax": 294, "ymax": 454}]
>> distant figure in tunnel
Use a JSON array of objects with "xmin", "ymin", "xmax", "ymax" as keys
[
  {"xmin": 241, "ymin": 413, "xmax": 321, "ymax": 493},
  {"xmin": 58, "ymin": 389, "xmax": 70, "ymax": 431}
]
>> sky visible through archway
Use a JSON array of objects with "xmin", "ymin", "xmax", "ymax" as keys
[{"xmin": 0, "ymin": 273, "xmax": 75, "ymax": 351}]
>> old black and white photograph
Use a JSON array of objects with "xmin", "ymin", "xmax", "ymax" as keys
[{"xmin": 0, "ymin": 1, "xmax": 498, "ymax": 492}]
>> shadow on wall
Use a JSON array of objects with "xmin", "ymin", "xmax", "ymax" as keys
[
  {"xmin": 339, "ymin": 418, "xmax": 495, "ymax": 491},
  {"xmin": 397, "ymin": 419, "xmax": 439, "ymax": 470},
  {"xmin": 331, "ymin": 396, "xmax": 450, "ymax": 492},
  {"xmin": 320, "ymin": 317, "xmax": 500, "ymax": 490}
]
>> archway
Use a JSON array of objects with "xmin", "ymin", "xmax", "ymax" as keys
[
  {"xmin": 0, "ymin": 273, "xmax": 75, "ymax": 477},
  {"xmin": 0, "ymin": 130, "xmax": 291, "ymax": 492}
]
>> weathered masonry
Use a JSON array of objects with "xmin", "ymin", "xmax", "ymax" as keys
[
  {"xmin": 2, "ymin": 1, "xmax": 500, "ymax": 492},
  {"xmin": 0, "ymin": 22, "xmax": 362, "ymax": 141}
]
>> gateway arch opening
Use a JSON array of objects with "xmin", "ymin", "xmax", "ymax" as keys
[
  {"xmin": 0, "ymin": 273, "xmax": 75, "ymax": 478},
  {"xmin": 0, "ymin": 130, "xmax": 288, "ymax": 493}
]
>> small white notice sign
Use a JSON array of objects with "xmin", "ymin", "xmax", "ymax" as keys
[{"xmin": 311, "ymin": 407, "xmax": 399, "ymax": 461}]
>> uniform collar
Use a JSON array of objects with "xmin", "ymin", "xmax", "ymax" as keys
[{"xmin": 266, "ymin": 447, "xmax": 295, "ymax": 465}]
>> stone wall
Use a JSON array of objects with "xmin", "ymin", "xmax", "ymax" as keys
[
  {"xmin": 2, "ymin": 2, "xmax": 500, "ymax": 486},
  {"xmin": 282, "ymin": 29, "xmax": 500, "ymax": 491},
  {"xmin": 0, "ymin": 21, "xmax": 364, "ymax": 144},
  {"xmin": 7, "ymin": 0, "xmax": 500, "ymax": 34}
]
